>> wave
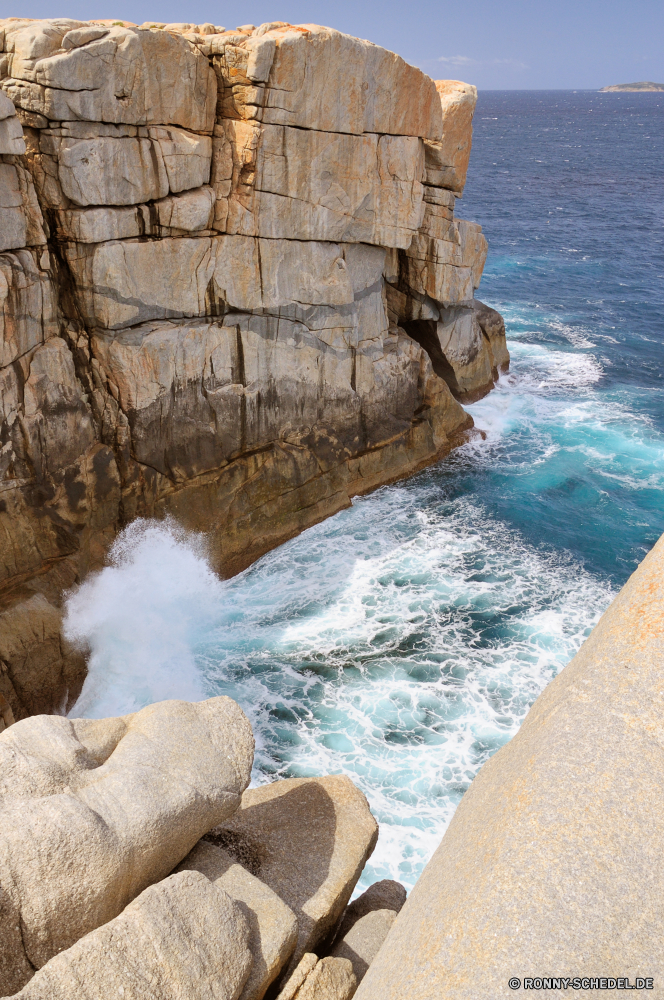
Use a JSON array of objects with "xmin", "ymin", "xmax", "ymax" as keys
[
  {"xmin": 61, "ymin": 317, "xmax": 664, "ymax": 889},
  {"xmin": 64, "ymin": 488, "xmax": 614, "ymax": 888}
]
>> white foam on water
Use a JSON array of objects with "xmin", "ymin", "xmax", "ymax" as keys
[
  {"xmin": 65, "ymin": 519, "xmax": 219, "ymax": 718},
  {"xmin": 465, "ymin": 339, "xmax": 664, "ymax": 498},
  {"xmin": 64, "ymin": 493, "xmax": 614, "ymax": 890},
  {"xmin": 506, "ymin": 342, "xmax": 604, "ymax": 392},
  {"xmin": 202, "ymin": 494, "xmax": 614, "ymax": 889},
  {"xmin": 548, "ymin": 318, "xmax": 596, "ymax": 349},
  {"xmin": 61, "ymin": 325, "xmax": 662, "ymax": 891}
]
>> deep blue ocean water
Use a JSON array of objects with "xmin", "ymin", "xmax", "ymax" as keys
[{"xmin": 66, "ymin": 91, "xmax": 664, "ymax": 890}]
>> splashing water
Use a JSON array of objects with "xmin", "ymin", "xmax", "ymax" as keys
[
  {"xmin": 64, "ymin": 474, "xmax": 616, "ymax": 888},
  {"xmin": 64, "ymin": 91, "xmax": 664, "ymax": 890},
  {"xmin": 65, "ymin": 520, "xmax": 214, "ymax": 717}
]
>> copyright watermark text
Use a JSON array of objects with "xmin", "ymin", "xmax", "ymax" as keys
[{"xmin": 508, "ymin": 979, "xmax": 654, "ymax": 991}]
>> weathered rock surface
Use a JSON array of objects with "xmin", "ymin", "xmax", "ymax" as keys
[
  {"xmin": 275, "ymin": 953, "xmax": 319, "ymax": 1000},
  {"xmin": 329, "ymin": 879, "xmax": 406, "ymax": 948},
  {"xmin": 426, "ymin": 81, "xmax": 477, "ymax": 195},
  {"xmin": 10, "ymin": 871, "xmax": 253, "ymax": 1000},
  {"xmin": 355, "ymin": 532, "xmax": 664, "ymax": 999},
  {"xmin": 0, "ymin": 17, "xmax": 507, "ymax": 717},
  {"xmin": 0, "ymin": 91, "xmax": 25, "ymax": 156},
  {"xmin": 0, "ymin": 696, "xmax": 254, "ymax": 994},
  {"xmin": 0, "ymin": 592, "xmax": 85, "ymax": 724},
  {"xmin": 2, "ymin": 21, "xmax": 216, "ymax": 128},
  {"xmin": 330, "ymin": 909, "xmax": 396, "ymax": 985},
  {"xmin": 474, "ymin": 297, "xmax": 510, "ymax": 376},
  {"xmin": 31, "ymin": 126, "xmax": 211, "ymax": 208},
  {"xmin": 208, "ymin": 24, "xmax": 442, "ymax": 138},
  {"xmin": 0, "ymin": 682, "xmax": 391, "ymax": 997},
  {"xmin": 176, "ymin": 839, "xmax": 298, "ymax": 1000},
  {"xmin": 0, "ymin": 158, "xmax": 44, "ymax": 252},
  {"xmin": 291, "ymin": 956, "xmax": 357, "ymax": 1000},
  {"xmin": 275, "ymin": 953, "xmax": 357, "ymax": 1000},
  {"xmin": 217, "ymin": 120, "xmax": 425, "ymax": 246},
  {"xmin": 205, "ymin": 774, "xmax": 378, "ymax": 977}
]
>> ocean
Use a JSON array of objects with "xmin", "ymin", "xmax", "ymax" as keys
[{"xmin": 65, "ymin": 91, "xmax": 664, "ymax": 891}]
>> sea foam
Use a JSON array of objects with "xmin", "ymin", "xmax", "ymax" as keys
[
  {"xmin": 64, "ymin": 482, "xmax": 614, "ymax": 889},
  {"xmin": 65, "ymin": 519, "xmax": 218, "ymax": 718},
  {"xmin": 62, "ymin": 310, "xmax": 663, "ymax": 889}
]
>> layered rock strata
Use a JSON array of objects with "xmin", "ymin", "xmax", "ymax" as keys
[
  {"xmin": 0, "ymin": 696, "xmax": 389, "ymax": 1000},
  {"xmin": 0, "ymin": 18, "xmax": 508, "ymax": 720},
  {"xmin": 355, "ymin": 532, "xmax": 664, "ymax": 999}
]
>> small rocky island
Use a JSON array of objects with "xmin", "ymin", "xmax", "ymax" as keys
[{"xmin": 600, "ymin": 81, "xmax": 664, "ymax": 91}]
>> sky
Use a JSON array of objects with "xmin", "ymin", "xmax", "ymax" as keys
[{"xmin": 3, "ymin": 0, "xmax": 664, "ymax": 89}]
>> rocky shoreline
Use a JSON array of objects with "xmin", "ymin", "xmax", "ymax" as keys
[
  {"xmin": 1, "ymin": 16, "xmax": 661, "ymax": 1000},
  {"xmin": 0, "ymin": 17, "xmax": 508, "ymax": 725},
  {"xmin": 1, "ymin": 534, "xmax": 662, "ymax": 998}
]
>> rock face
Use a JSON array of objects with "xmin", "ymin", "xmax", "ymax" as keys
[
  {"xmin": 0, "ymin": 696, "xmax": 254, "ymax": 995},
  {"xmin": 205, "ymin": 774, "xmax": 379, "ymax": 978},
  {"xmin": 354, "ymin": 532, "xmax": 664, "ymax": 999},
  {"xmin": 290, "ymin": 956, "xmax": 357, "ymax": 1000},
  {"xmin": 0, "ymin": 692, "xmax": 388, "ymax": 999},
  {"xmin": 12, "ymin": 871, "xmax": 254, "ymax": 1000},
  {"xmin": 276, "ymin": 953, "xmax": 357, "ymax": 1000},
  {"xmin": 0, "ymin": 18, "xmax": 508, "ymax": 718},
  {"xmin": 327, "ymin": 879, "xmax": 406, "ymax": 950},
  {"xmin": 321, "ymin": 879, "xmax": 406, "ymax": 990},
  {"xmin": 330, "ymin": 910, "xmax": 397, "ymax": 986},
  {"xmin": 176, "ymin": 840, "xmax": 299, "ymax": 1000}
]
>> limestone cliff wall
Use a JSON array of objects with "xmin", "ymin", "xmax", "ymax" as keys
[{"xmin": 0, "ymin": 17, "xmax": 508, "ymax": 721}]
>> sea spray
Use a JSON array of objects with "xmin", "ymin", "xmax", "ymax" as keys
[
  {"xmin": 65, "ymin": 519, "xmax": 219, "ymax": 718},
  {"xmin": 64, "ymin": 486, "xmax": 615, "ymax": 889},
  {"xmin": 60, "ymin": 89, "xmax": 664, "ymax": 892}
]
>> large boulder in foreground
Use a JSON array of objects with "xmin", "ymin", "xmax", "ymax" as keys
[
  {"xmin": 176, "ymin": 840, "xmax": 298, "ymax": 1000},
  {"xmin": 330, "ymin": 909, "xmax": 396, "ymax": 986},
  {"xmin": 329, "ymin": 878, "xmax": 406, "ymax": 947},
  {"xmin": 355, "ymin": 532, "xmax": 664, "ymax": 999},
  {"xmin": 276, "ymin": 954, "xmax": 357, "ymax": 1000},
  {"xmin": 290, "ymin": 956, "xmax": 357, "ymax": 1000},
  {"xmin": 324, "ymin": 879, "xmax": 407, "ymax": 986},
  {"xmin": 0, "ymin": 696, "xmax": 254, "ymax": 995},
  {"xmin": 11, "ymin": 871, "xmax": 252, "ymax": 1000},
  {"xmin": 205, "ymin": 774, "xmax": 378, "ymax": 977}
]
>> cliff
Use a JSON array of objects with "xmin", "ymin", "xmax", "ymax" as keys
[{"xmin": 0, "ymin": 18, "xmax": 508, "ymax": 722}]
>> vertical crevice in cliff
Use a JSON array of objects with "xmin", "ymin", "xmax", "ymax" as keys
[
  {"xmin": 236, "ymin": 326, "xmax": 247, "ymax": 454},
  {"xmin": 400, "ymin": 319, "xmax": 461, "ymax": 397}
]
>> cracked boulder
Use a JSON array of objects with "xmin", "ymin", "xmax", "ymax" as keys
[
  {"xmin": 9, "ymin": 871, "xmax": 253, "ymax": 1000},
  {"xmin": 204, "ymin": 775, "xmax": 378, "ymax": 978}
]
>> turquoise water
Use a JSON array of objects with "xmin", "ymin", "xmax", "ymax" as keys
[{"xmin": 66, "ymin": 91, "xmax": 664, "ymax": 890}]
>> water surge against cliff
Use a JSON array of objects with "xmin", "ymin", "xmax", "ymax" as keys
[{"xmin": 65, "ymin": 90, "xmax": 664, "ymax": 890}]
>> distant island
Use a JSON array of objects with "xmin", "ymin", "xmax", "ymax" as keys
[{"xmin": 600, "ymin": 81, "xmax": 664, "ymax": 92}]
